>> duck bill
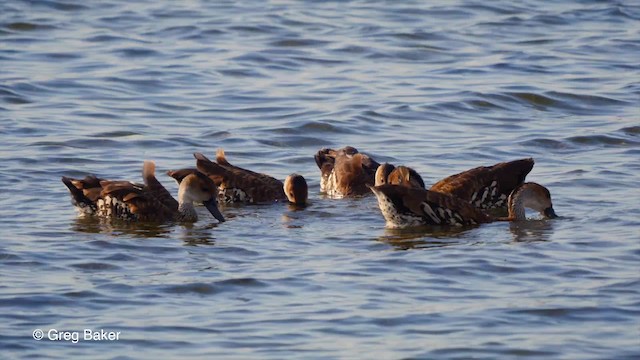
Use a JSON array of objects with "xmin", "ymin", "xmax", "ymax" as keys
[
  {"xmin": 544, "ymin": 206, "xmax": 557, "ymax": 219},
  {"xmin": 203, "ymin": 199, "xmax": 225, "ymax": 222}
]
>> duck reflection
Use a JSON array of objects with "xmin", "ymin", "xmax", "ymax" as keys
[
  {"xmin": 508, "ymin": 219, "xmax": 556, "ymax": 243},
  {"xmin": 71, "ymin": 216, "xmax": 173, "ymax": 238},
  {"xmin": 377, "ymin": 225, "xmax": 477, "ymax": 250},
  {"xmin": 179, "ymin": 222, "xmax": 218, "ymax": 246},
  {"xmin": 71, "ymin": 215, "xmax": 221, "ymax": 244},
  {"xmin": 281, "ymin": 203, "xmax": 308, "ymax": 228}
]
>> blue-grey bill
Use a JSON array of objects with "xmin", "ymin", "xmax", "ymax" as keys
[
  {"xmin": 204, "ymin": 199, "xmax": 225, "ymax": 222},
  {"xmin": 544, "ymin": 206, "xmax": 557, "ymax": 219}
]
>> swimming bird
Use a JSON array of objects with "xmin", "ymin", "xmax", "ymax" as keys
[
  {"xmin": 369, "ymin": 182, "xmax": 557, "ymax": 229},
  {"xmin": 168, "ymin": 150, "xmax": 308, "ymax": 206},
  {"xmin": 314, "ymin": 146, "xmax": 380, "ymax": 198},
  {"xmin": 62, "ymin": 161, "xmax": 225, "ymax": 223},
  {"xmin": 375, "ymin": 158, "xmax": 534, "ymax": 211}
]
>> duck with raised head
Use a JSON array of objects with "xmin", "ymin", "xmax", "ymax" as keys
[
  {"xmin": 369, "ymin": 182, "xmax": 557, "ymax": 229},
  {"xmin": 314, "ymin": 146, "xmax": 379, "ymax": 198},
  {"xmin": 168, "ymin": 150, "xmax": 308, "ymax": 206},
  {"xmin": 62, "ymin": 161, "xmax": 225, "ymax": 223}
]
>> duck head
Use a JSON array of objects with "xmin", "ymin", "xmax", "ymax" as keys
[
  {"xmin": 179, "ymin": 172, "xmax": 225, "ymax": 222},
  {"xmin": 508, "ymin": 182, "xmax": 557, "ymax": 220},
  {"xmin": 284, "ymin": 174, "xmax": 308, "ymax": 206}
]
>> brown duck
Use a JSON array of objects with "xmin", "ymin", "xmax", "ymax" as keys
[
  {"xmin": 168, "ymin": 150, "xmax": 308, "ymax": 205},
  {"xmin": 62, "ymin": 161, "xmax": 225, "ymax": 223},
  {"xmin": 314, "ymin": 146, "xmax": 380, "ymax": 198},
  {"xmin": 375, "ymin": 158, "xmax": 535, "ymax": 211},
  {"xmin": 369, "ymin": 182, "xmax": 557, "ymax": 229}
]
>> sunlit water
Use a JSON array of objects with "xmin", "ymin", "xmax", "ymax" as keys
[{"xmin": 1, "ymin": 0, "xmax": 639, "ymax": 358}]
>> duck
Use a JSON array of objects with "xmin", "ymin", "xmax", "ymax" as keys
[
  {"xmin": 314, "ymin": 146, "xmax": 380, "ymax": 198},
  {"xmin": 375, "ymin": 163, "xmax": 425, "ymax": 188},
  {"xmin": 62, "ymin": 161, "xmax": 225, "ymax": 223},
  {"xmin": 375, "ymin": 158, "xmax": 535, "ymax": 211},
  {"xmin": 168, "ymin": 150, "xmax": 308, "ymax": 206},
  {"xmin": 369, "ymin": 182, "xmax": 557, "ymax": 229}
]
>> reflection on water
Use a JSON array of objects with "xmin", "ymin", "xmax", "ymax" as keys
[
  {"xmin": 508, "ymin": 219, "xmax": 556, "ymax": 243},
  {"xmin": 178, "ymin": 222, "xmax": 218, "ymax": 246},
  {"xmin": 281, "ymin": 204, "xmax": 309, "ymax": 228},
  {"xmin": 71, "ymin": 216, "xmax": 174, "ymax": 238},
  {"xmin": 377, "ymin": 226, "xmax": 476, "ymax": 250},
  {"xmin": 72, "ymin": 214, "xmax": 222, "ymax": 244}
]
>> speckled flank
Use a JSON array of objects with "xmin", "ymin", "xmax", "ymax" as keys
[
  {"xmin": 471, "ymin": 180, "xmax": 507, "ymax": 209},
  {"xmin": 97, "ymin": 196, "xmax": 138, "ymax": 221},
  {"xmin": 320, "ymin": 174, "xmax": 330, "ymax": 193},
  {"xmin": 324, "ymin": 171, "xmax": 343, "ymax": 198},
  {"xmin": 219, "ymin": 187, "xmax": 252, "ymax": 204},
  {"xmin": 74, "ymin": 202, "xmax": 97, "ymax": 216},
  {"xmin": 373, "ymin": 192, "xmax": 422, "ymax": 229}
]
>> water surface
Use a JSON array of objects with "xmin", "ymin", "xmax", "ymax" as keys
[{"xmin": 1, "ymin": 0, "xmax": 639, "ymax": 358}]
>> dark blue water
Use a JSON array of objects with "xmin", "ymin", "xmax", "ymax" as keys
[{"xmin": 1, "ymin": 0, "xmax": 639, "ymax": 358}]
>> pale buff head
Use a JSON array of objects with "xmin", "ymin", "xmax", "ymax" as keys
[
  {"xmin": 179, "ymin": 172, "xmax": 225, "ymax": 222},
  {"xmin": 508, "ymin": 182, "xmax": 557, "ymax": 220}
]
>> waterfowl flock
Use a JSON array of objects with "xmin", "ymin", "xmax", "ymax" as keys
[{"xmin": 63, "ymin": 146, "xmax": 557, "ymax": 229}]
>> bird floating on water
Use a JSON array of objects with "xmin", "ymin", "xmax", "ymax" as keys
[
  {"xmin": 369, "ymin": 182, "xmax": 557, "ymax": 229},
  {"xmin": 375, "ymin": 158, "xmax": 535, "ymax": 211},
  {"xmin": 314, "ymin": 146, "xmax": 379, "ymax": 198},
  {"xmin": 62, "ymin": 161, "xmax": 225, "ymax": 223},
  {"xmin": 168, "ymin": 150, "xmax": 308, "ymax": 206}
]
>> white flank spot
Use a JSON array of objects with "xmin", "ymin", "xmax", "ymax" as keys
[
  {"xmin": 422, "ymin": 203, "xmax": 441, "ymax": 224},
  {"xmin": 480, "ymin": 188, "xmax": 489, "ymax": 202}
]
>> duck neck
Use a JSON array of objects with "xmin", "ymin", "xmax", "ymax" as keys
[
  {"xmin": 177, "ymin": 187, "xmax": 198, "ymax": 222},
  {"xmin": 508, "ymin": 188, "xmax": 530, "ymax": 221}
]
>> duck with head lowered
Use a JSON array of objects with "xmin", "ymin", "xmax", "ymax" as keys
[
  {"xmin": 369, "ymin": 181, "xmax": 557, "ymax": 229},
  {"xmin": 167, "ymin": 150, "xmax": 308, "ymax": 206},
  {"xmin": 62, "ymin": 161, "xmax": 225, "ymax": 223},
  {"xmin": 314, "ymin": 146, "xmax": 380, "ymax": 198},
  {"xmin": 375, "ymin": 158, "xmax": 536, "ymax": 212}
]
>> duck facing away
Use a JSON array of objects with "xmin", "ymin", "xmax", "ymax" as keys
[
  {"xmin": 314, "ymin": 146, "xmax": 380, "ymax": 198},
  {"xmin": 168, "ymin": 150, "xmax": 308, "ymax": 206},
  {"xmin": 62, "ymin": 161, "xmax": 225, "ymax": 223},
  {"xmin": 369, "ymin": 182, "xmax": 556, "ymax": 229}
]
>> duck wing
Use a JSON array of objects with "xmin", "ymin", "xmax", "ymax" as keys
[
  {"xmin": 429, "ymin": 158, "xmax": 534, "ymax": 210},
  {"xmin": 141, "ymin": 161, "xmax": 179, "ymax": 210},
  {"xmin": 99, "ymin": 180, "xmax": 175, "ymax": 221},
  {"xmin": 195, "ymin": 152, "xmax": 285, "ymax": 203}
]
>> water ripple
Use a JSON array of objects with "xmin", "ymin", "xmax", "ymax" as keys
[{"xmin": 1, "ymin": 0, "xmax": 639, "ymax": 359}]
